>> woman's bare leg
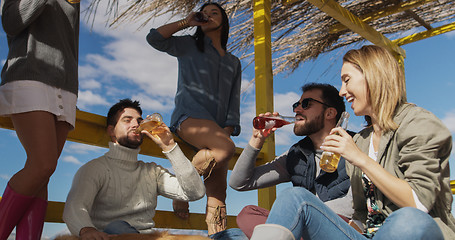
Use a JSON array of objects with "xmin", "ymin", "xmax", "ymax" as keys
[
  {"xmin": 9, "ymin": 111, "xmax": 71, "ymax": 199},
  {"xmin": 177, "ymin": 118, "xmax": 235, "ymax": 169},
  {"xmin": 175, "ymin": 118, "xmax": 235, "ymax": 234}
]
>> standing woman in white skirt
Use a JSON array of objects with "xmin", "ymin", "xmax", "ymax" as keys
[{"xmin": 0, "ymin": 0, "xmax": 79, "ymax": 239}]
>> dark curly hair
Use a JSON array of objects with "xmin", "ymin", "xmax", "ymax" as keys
[
  {"xmin": 106, "ymin": 99, "xmax": 142, "ymax": 127},
  {"xmin": 301, "ymin": 83, "xmax": 345, "ymax": 122}
]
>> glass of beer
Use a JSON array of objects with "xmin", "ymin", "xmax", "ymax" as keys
[
  {"xmin": 135, "ymin": 113, "xmax": 164, "ymax": 135},
  {"xmin": 319, "ymin": 112, "xmax": 349, "ymax": 173}
]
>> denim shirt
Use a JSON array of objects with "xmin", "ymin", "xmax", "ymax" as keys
[{"xmin": 146, "ymin": 29, "xmax": 241, "ymax": 136}]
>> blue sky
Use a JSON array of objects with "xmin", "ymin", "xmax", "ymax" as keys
[{"xmin": 0, "ymin": 2, "xmax": 455, "ymax": 239}]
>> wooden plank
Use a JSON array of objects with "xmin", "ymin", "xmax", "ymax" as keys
[
  {"xmin": 328, "ymin": 0, "xmax": 436, "ymax": 33},
  {"xmin": 42, "ymin": 200, "xmax": 238, "ymax": 230},
  {"xmin": 393, "ymin": 22, "xmax": 455, "ymax": 46},
  {"xmin": 306, "ymin": 0, "xmax": 406, "ymax": 59},
  {"xmin": 0, "ymin": 111, "xmax": 262, "ymax": 231},
  {"xmin": 0, "ymin": 110, "xmax": 265, "ymax": 170}
]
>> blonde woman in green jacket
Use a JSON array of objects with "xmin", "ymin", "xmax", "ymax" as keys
[
  {"xmin": 248, "ymin": 45, "xmax": 454, "ymax": 240},
  {"xmin": 324, "ymin": 45, "xmax": 455, "ymax": 239}
]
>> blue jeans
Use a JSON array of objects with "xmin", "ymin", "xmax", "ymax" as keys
[
  {"xmin": 103, "ymin": 220, "xmax": 140, "ymax": 234},
  {"xmin": 265, "ymin": 187, "xmax": 443, "ymax": 240},
  {"xmin": 210, "ymin": 228, "xmax": 248, "ymax": 240}
]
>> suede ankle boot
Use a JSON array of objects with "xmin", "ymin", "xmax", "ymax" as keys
[
  {"xmin": 250, "ymin": 224, "xmax": 296, "ymax": 240},
  {"xmin": 16, "ymin": 197, "xmax": 48, "ymax": 240},
  {"xmin": 0, "ymin": 183, "xmax": 34, "ymax": 240}
]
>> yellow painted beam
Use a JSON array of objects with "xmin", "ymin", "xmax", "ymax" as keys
[
  {"xmin": 0, "ymin": 110, "xmax": 253, "ymax": 230},
  {"xmin": 306, "ymin": 0, "xmax": 406, "ymax": 60},
  {"xmin": 12, "ymin": 199, "xmax": 238, "ymax": 230},
  {"xmin": 329, "ymin": 0, "xmax": 436, "ymax": 34},
  {"xmin": 452, "ymin": 180, "xmax": 455, "ymax": 195},
  {"xmin": 253, "ymin": 0, "xmax": 276, "ymax": 210},
  {"xmin": 281, "ymin": 0, "xmax": 302, "ymax": 5},
  {"xmin": 393, "ymin": 22, "xmax": 455, "ymax": 46},
  {"xmin": 0, "ymin": 110, "xmax": 262, "ymax": 170}
]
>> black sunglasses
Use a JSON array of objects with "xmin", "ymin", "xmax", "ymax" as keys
[{"xmin": 292, "ymin": 98, "xmax": 332, "ymax": 111}]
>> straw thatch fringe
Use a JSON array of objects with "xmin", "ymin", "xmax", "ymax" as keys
[{"xmin": 87, "ymin": 0, "xmax": 455, "ymax": 75}]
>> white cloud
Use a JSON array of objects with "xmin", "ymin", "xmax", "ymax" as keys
[
  {"xmin": 347, "ymin": 121, "xmax": 365, "ymax": 133},
  {"xmin": 104, "ymin": 85, "xmax": 130, "ymax": 97},
  {"xmin": 0, "ymin": 174, "xmax": 10, "ymax": 180},
  {"xmin": 76, "ymin": 0, "xmax": 182, "ymax": 112},
  {"xmin": 240, "ymin": 78, "xmax": 254, "ymax": 95},
  {"xmin": 442, "ymin": 110, "xmax": 455, "ymax": 133},
  {"xmin": 274, "ymin": 92, "xmax": 301, "ymax": 116},
  {"xmin": 62, "ymin": 155, "xmax": 83, "ymax": 165},
  {"xmin": 50, "ymin": 228, "xmax": 71, "ymax": 239},
  {"xmin": 80, "ymin": 79, "xmax": 102, "ymax": 90},
  {"xmin": 77, "ymin": 90, "xmax": 110, "ymax": 109},
  {"xmin": 78, "ymin": 63, "xmax": 99, "ymax": 80},
  {"xmin": 64, "ymin": 142, "xmax": 104, "ymax": 154},
  {"xmin": 236, "ymin": 89, "xmax": 301, "ymax": 147},
  {"xmin": 8, "ymin": 131, "xmax": 17, "ymax": 137},
  {"xmin": 446, "ymin": 31, "xmax": 455, "ymax": 38},
  {"xmin": 131, "ymin": 92, "xmax": 174, "ymax": 113}
]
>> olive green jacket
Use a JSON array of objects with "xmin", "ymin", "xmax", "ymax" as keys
[{"xmin": 347, "ymin": 103, "xmax": 455, "ymax": 239}]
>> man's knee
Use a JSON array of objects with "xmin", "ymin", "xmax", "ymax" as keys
[
  {"xmin": 237, "ymin": 205, "xmax": 269, "ymax": 239},
  {"xmin": 238, "ymin": 205, "xmax": 269, "ymax": 220}
]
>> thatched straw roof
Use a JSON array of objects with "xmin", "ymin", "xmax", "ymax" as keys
[{"xmin": 89, "ymin": 0, "xmax": 455, "ymax": 74}]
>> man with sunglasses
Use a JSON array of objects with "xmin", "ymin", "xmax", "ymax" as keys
[{"xmin": 229, "ymin": 83, "xmax": 354, "ymax": 239}]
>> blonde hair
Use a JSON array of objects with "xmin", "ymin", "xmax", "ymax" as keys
[{"xmin": 343, "ymin": 45, "xmax": 407, "ymax": 131}]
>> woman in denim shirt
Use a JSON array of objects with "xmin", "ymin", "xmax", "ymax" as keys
[{"xmin": 146, "ymin": 2, "xmax": 241, "ymax": 236}]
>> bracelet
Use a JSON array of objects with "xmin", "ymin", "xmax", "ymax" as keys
[{"xmin": 178, "ymin": 19, "xmax": 189, "ymax": 29}]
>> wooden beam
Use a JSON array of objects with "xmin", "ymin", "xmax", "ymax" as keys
[
  {"xmin": 0, "ymin": 110, "xmax": 265, "ymax": 170},
  {"xmin": 28, "ymin": 199, "xmax": 239, "ymax": 230},
  {"xmin": 281, "ymin": 0, "xmax": 302, "ymax": 4},
  {"xmin": 329, "ymin": 0, "xmax": 436, "ymax": 33},
  {"xmin": 393, "ymin": 22, "xmax": 455, "ymax": 46},
  {"xmin": 0, "ymin": 112, "xmax": 249, "ymax": 230},
  {"xmin": 405, "ymin": 10, "xmax": 432, "ymax": 30},
  {"xmin": 253, "ymin": 0, "xmax": 277, "ymax": 210},
  {"xmin": 306, "ymin": 0, "xmax": 406, "ymax": 60}
]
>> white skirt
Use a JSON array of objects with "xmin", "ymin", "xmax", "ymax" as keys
[{"xmin": 0, "ymin": 80, "xmax": 77, "ymax": 128}]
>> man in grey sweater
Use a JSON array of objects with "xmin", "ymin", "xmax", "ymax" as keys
[
  {"xmin": 63, "ymin": 99, "xmax": 205, "ymax": 239},
  {"xmin": 229, "ymin": 83, "xmax": 354, "ymax": 238}
]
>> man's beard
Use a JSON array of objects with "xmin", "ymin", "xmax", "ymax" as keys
[
  {"xmin": 117, "ymin": 131, "xmax": 143, "ymax": 149},
  {"xmin": 294, "ymin": 112, "xmax": 325, "ymax": 136}
]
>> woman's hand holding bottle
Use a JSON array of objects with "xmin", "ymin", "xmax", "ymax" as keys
[
  {"xmin": 320, "ymin": 125, "xmax": 368, "ymax": 169},
  {"xmin": 182, "ymin": 11, "xmax": 209, "ymax": 28}
]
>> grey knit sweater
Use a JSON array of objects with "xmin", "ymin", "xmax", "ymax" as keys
[
  {"xmin": 63, "ymin": 142, "xmax": 205, "ymax": 235},
  {"xmin": 1, "ymin": 0, "xmax": 79, "ymax": 95}
]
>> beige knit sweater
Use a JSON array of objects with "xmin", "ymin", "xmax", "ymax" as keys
[{"xmin": 63, "ymin": 142, "xmax": 205, "ymax": 235}]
